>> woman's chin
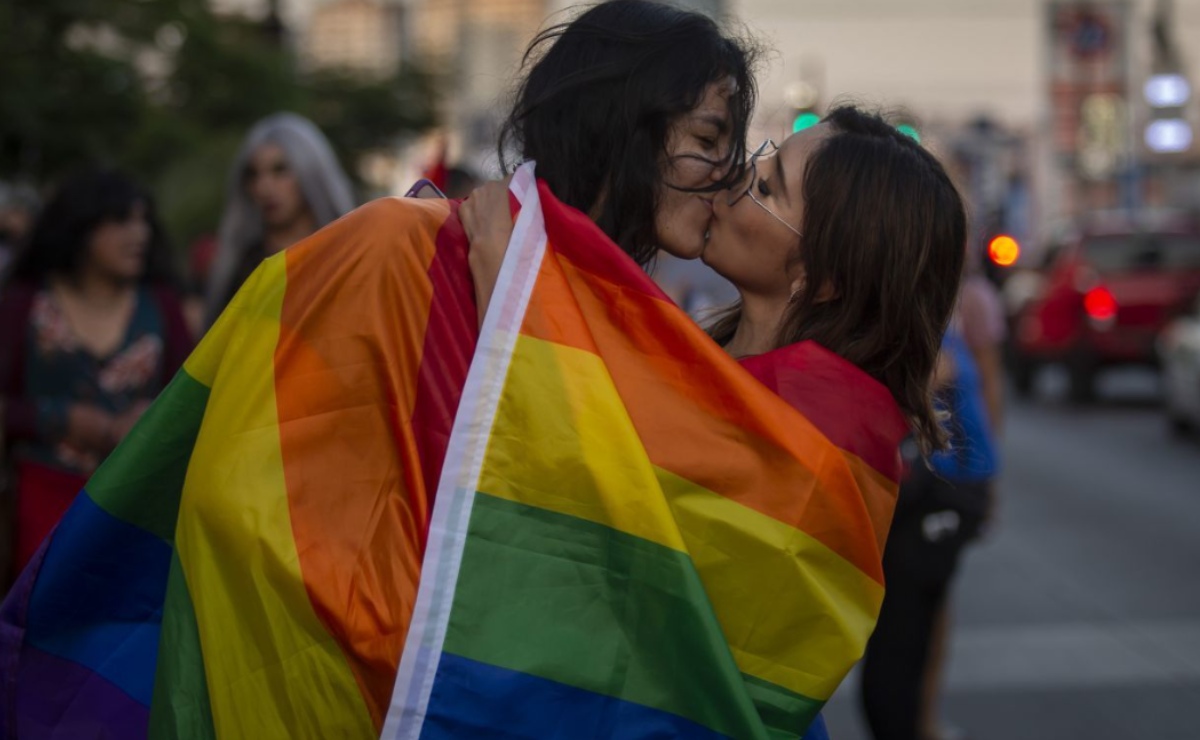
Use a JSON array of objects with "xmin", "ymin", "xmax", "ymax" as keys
[
  {"xmin": 659, "ymin": 239, "xmax": 705, "ymax": 261},
  {"xmin": 699, "ymin": 236, "xmax": 720, "ymax": 267}
]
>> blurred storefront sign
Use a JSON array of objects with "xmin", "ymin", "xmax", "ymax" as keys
[{"xmin": 1046, "ymin": 1, "xmax": 1131, "ymax": 183}]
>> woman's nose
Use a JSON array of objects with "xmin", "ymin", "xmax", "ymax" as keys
[{"xmin": 709, "ymin": 157, "xmax": 729, "ymax": 183}]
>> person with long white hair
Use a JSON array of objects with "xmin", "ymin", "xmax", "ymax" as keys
[{"xmin": 204, "ymin": 112, "xmax": 355, "ymax": 325}]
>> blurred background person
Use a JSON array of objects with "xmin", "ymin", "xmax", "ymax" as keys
[
  {"xmin": 917, "ymin": 258, "xmax": 1007, "ymax": 740},
  {"xmin": 0, "ymin": 169, "xmax": 193, "ymax": 583},
  {"xmin": 859, "ymin": 314, "xmax": 1001, "ymax": 740},
  {"xmin": 203, "ymin": 112, "xmax": 355, "ymax": 326}
]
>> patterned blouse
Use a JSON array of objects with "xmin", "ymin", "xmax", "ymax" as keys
[{"xmin": 1, "ymin": 283, "xmax": 192, "ymax": 475}]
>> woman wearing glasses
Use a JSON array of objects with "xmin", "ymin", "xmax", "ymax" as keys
[{"xmin": 701, "ymin": 105, "xmax": 964, "ymax": 455}]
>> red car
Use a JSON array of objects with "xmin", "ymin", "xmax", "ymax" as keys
[{"xmin": 1008, "ymin": 224, "xmax": 1200, "ymax": 401}]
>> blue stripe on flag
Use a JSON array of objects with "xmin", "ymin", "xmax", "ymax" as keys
[
  {"xmin": 420, "ymin": 652, "xmax": 729, "ymax": 739},
  {"xmin": 25, "ymin": 492, "xmax": 170, "ymax": 707}
]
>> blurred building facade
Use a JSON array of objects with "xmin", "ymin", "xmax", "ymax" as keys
[
  {"xmin": 305, "ymin": 0, "xmax": 405, "ymax": 76},
  {"xmin": 733, "ymin": 0, "xmax": 1200, "ymax": 256},
  {"xmin": 212, "ymin": 0, "xmax": 725, "ymax": 175},
  {"xmin": 211, "ymin": 0, "xmax": 1199, "ymax": 248},
  {"xmin": 401, "ymin": 0, "xmax": 724, "ymax": 173}
]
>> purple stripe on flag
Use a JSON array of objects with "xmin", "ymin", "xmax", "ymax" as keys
[
  {"xmin": 14, "ymin": 644, "xmax": 148, "ymax": 740},
  {"xmin": 0, "ymin": 536, "xmax": 49, "ymax": 740}
]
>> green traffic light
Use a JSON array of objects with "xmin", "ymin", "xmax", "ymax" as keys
[
  {"xmin": 792, "ymin": 112, "xmax": 820, "ymax": 132},
  {"xmin": 897, "ymin": 124, "xmax": 921, "ymax": 143}
]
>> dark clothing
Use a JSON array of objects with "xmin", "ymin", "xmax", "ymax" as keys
[
  {"xmin": 0, "ymin": 281, "xmax": 192, "ymax": 573},
  {"xmin": 861, "ymin": 329, "xmax": 997, "ymax": 740},
  {"xmin": 860, "ymin": 463, "xmax": 989, "ymax": 740}
]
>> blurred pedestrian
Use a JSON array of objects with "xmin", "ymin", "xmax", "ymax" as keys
[
  {"xmin": 917, "ymin": 266, "xmax": 1006, "ymax": 740},
  {"xmin": 204, "ymin": 112, "xmax": 355, "ymax": 326},
  {"xmin": 0, "ymin": 169, "xmax": 193, "ymax": 580},
  {"xmin": 859, "ymin": 324, "xmax": 1000, "ymax": 740}
]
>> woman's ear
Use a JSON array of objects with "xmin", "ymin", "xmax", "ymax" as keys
[
  {"xmin": 788, "ymin": 275, "xmax": 806, "ymax": 304},
  {"xmin": 788, "ymin": 273, "xmax": 838, "ymax": 304}
]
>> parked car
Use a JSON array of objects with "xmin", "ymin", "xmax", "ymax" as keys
[
  {"xmin": 1160, "ymin": 293, "xmax": 1200, "ymax": 435},
  {"xmin": 1008, "ymin": 224, "xmax": 1200, "ymax": 401}
]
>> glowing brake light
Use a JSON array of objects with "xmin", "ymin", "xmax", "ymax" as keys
[
  {"xmin": 1084, "ymin": 285, "xmax": 1118, "ymax": 321},
  {"xmin": 988, "ymin": 235, "xmax": 1020, "ymax": 267}
]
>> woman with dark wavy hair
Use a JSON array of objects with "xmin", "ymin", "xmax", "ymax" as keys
[
  {"xmin": 703, "ymin": 106, "xmax": 966, "ymax": 454},
  {"xmin": 0, "ymin": 170, "xmax": 193, "ymax": 577}
]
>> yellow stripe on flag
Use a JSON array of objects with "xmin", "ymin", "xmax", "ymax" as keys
[
  {"xmin": 657, "ymin": 466, "xmax": 883, "ymax": 700},
  {"xmin": 477, "ymin": 335, "xmax": 883, "ymax": 701},
  {"xmin": 479, "ymin": 335, "xmax": 688, "ymax": 553},
  {"xmin": 175, "ymin": 255, "xmax": 375, "ymax": 738}
]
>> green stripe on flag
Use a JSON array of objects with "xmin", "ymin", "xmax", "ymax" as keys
[
  {"xmin": 149, "ymin": 549, "xmax": 216, "ymax": 739},
  {"xmin": 742, "ymin": 672, "xmax": 824, "ymax": 738},
  {"xmin": 444, "ymin": 493, "xmax": 768, "ymax": 740},
  {"xmin": 85, "ymin": 369, "xmax": 210, "ymax": 542}
]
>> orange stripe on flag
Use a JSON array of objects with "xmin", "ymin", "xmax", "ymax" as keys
[
  {"xmin": 521, "ymin": 249, "xmax": 890, "ymax": 583},
  {"xmin": 276, "ymin": 197, "xmax": 451, "ymax": 727}
]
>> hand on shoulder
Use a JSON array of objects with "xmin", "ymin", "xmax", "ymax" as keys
[{"xmin": 459, "ymin": 177, "xmax": 515, "ymax": 325}]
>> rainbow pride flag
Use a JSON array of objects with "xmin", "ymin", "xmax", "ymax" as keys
[{"xmin": 1, "ymin": 165, "xmax": 906, "ymax": 739}]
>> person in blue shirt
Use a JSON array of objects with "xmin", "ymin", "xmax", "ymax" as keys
[{"xmin": 859, "ymin": 329, "xmax": 1000, "ymax": 740}]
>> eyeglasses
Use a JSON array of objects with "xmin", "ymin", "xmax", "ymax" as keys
[
  {"xmin": 727, "ymin": 139, "xmax": 802, "ymax": 238},
  {"xmin": 404, "ymin": 178, "xmax": 447, "ymax": 199}
]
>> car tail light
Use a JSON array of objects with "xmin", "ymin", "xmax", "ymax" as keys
[{"xmin": 1084, "ymin": 285, "xmax": 1118, "ymax": 321}]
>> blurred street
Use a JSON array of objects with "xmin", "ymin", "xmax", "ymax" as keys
[{"xmin": 825, "ymin": 369, "xmax": 1200, "ymax": 740}]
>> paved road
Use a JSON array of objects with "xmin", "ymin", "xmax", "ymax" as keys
[{"xmin": 823, "ymin": 369, "xmax": 1200, "ymax": 740}]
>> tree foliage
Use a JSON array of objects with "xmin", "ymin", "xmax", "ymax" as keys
[{"xmin": 0, "ymin": 0, "xmax": 438, "ymax": 246}]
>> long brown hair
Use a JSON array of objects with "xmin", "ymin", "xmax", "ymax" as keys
[{"xmin": 710, "ymin": 106, "xmax": 966, "ymax": 451}]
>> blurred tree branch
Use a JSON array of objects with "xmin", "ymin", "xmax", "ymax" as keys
[{"xmin": 0, "ymin": 0, "xmax": 438, "ymax": 248}]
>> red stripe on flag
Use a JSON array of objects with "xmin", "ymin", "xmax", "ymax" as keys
[
  {"xmin": 740, "ymin": 343, "xmax": 905, "ymax": 482},
  {"xmin": 410, "ymin": 202, "xmax": 479, "ymax": 546}
]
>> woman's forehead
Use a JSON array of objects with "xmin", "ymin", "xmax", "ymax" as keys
[
  {"xmin": 251, "ymin": 142, "xmax": 287, "ymax": 162},
  {"xmin": 781, "ymin": 124, "xmax": 832, "ymax": 175},
  {"xmin": 692, "ymin": 77, "xmax": 737, "ymax": 120}
]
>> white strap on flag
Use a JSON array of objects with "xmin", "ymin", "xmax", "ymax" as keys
[{"xmin": 381, "ymin": 162, "xmax": 547, "ymax": 739}]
